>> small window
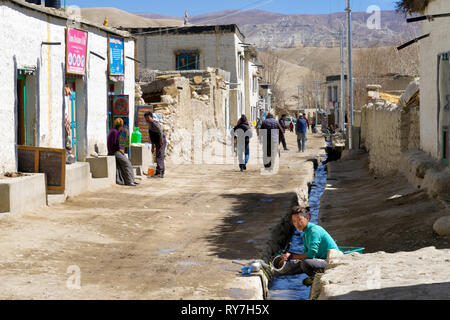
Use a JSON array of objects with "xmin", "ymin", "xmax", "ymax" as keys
[{"xmin": 176, "ymin": 51, "xmax": 199, "ymax": 70}]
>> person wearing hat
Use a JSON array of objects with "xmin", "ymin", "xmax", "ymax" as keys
[
  {"xmin": 144, "ymin": 112, "xmax": 166, "ymax": 178},
  {"xmin": 107, "ymin": 118, "xmax": 139, "ymax": 186}
]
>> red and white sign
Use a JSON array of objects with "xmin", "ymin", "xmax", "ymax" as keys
[{"xmin": 66, "ymin": 28, "xmax": 87, "ymax": 75}]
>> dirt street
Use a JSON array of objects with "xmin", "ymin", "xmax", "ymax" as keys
[
  {"xmin": 313, "ymin": 150, "xmax": 450, "ymax": 300},
  {"xmin": 0, "ymin": 132, "xmax": 325, "ymax": 299},
  {"xmin": 320, "ymin": 151, "xmax": 450, "ymax": 253}
]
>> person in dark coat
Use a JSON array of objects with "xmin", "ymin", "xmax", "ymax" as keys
[
  {"xmin": 144, "ymin": 112, "xmax": 167, "ymax": 178},
  {"xmin": 260, "ymin": 113, "xmax": 280, "ymax": 168},
  {"xmin": 107, "ymin": 118, "xmax": 139, "ymax": 186},
  {"xmin": 231, "ymin": 115, "xmax": 253, "ymax": 172},
  {"xmin": 279, "ymin": 114, "xmax": 289, "ymax": 150}
]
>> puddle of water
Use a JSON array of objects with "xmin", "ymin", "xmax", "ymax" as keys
[
  {"xmin": 268, "ymin": 162, "xmax": 328, "ymax": 300},
  {"xmin": 260, "ymin": 198, "xmax": 274, "ymax": 202},
  {"xmin": 177, "ymin": 261, "xmax": 200, "ymax": 266},
  {"xmin": 159, "ymin": 248, "xmax": 177, "ymax": 253},
  {"xmin": 236, "ymin": 220, "xmax": 246, "ymax": 224}
]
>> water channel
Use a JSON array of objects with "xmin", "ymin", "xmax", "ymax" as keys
[{"xmin": 268, "ymin": 157, "xmax": 329, "ymax": 300}]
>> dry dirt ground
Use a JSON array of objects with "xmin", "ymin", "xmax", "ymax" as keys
[
  {"xmin": 320, "ymin": 151, "xmax": 450, "ymax": 253},
  {"xmin": 0, "ymin": 132, "xmax": 325, "ymax": 300},
  {"xmin": 314, "ymin": 150, "xmax": 450, "ymax": 299}
]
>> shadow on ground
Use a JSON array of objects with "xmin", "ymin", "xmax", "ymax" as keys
[
  {"xmin": 204, "ymin": 191, "xmax": 297, "ymax": 261},
  {"xmin": 320, "ymin": 152, "xmax": 450, "ymax": 254}
]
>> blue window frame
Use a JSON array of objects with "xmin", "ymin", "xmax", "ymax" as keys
[{"xmin": 176, "ymin": 51, "xmax": 199, "ymax": 70}]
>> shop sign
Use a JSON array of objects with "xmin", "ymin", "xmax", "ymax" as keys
[
  {"xmin": 66, "ymin": 28, "xmax": 88, "ymax": 75},
  {"xmin": 108, "ymin": 35, "xmax": 124, "ymax": 76}
]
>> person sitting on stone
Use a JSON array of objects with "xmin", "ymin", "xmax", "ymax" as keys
[
  {"xmin": 272, "ymin": 206, "xmax": 339, "ymax": 286},
  {"xmin": 107, "ymin": 118, "xmax": 139, "ymax": 186}
]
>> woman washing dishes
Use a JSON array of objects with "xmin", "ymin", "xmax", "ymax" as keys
[{"xmin": 107, "ymin": 118, "xmax": 139, "ymax": 187}]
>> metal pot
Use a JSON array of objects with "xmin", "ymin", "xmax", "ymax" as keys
[{"xmin": 249, "ymin": 261, "xmax": 261, "ymax": 272}]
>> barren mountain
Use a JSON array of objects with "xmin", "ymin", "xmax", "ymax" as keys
[
  {"xmin": 80, "ymin": 7, "xmax": 182, "ymax": 28},
  {"xmin": 136, "ymin": 9, "xmax": 419, "ymax": 49}
]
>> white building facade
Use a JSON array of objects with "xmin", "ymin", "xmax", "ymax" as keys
[
  {"xmin": 126, "ymin": 25, "xmax": 247, "ymax": 127},
  {"xmin": 418, "ymin": 0, "xmax": 450, "ymax": 165},
  {"xmin": 0, "ymin": 0, "xmax": 135, "ymax": 173}
]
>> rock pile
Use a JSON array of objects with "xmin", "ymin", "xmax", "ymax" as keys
[{"xmin": 136, "ymin": 70, "xmax": 227, "ymax": 162}]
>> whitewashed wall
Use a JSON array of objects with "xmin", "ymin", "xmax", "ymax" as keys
[
  {"xmin": 249, "ymin": 63, "xmax": 259, "ymax": 120},
  {"xmin": 86, "ymin": 28, "xmax": 109, "ymax": 156},
  {"xmin": 0, "ymin": 2, "xmax": 66, "ymax": 172},
  {"xmin": 419, "ymin": 0, "xmax": 450, "ymax": 159},
  {"xmin": 137, "ymin": 31, "xmax": 244, "ymax": 124},
  {"xmin": 124, "ymin": 38, "xmax": 136, "ymax": 141},
  {"xmin": 0, "ymin": 1, "xmax": 134, "ymax": 172}
]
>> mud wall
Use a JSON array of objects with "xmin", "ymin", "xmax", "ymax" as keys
[
  {"xmin": 136, "ymin": 71, "xmax": 228, "ymax": 164},
  {"xmin": 358, "ymin": 102, "xmax": 420, "ymax": 176}
]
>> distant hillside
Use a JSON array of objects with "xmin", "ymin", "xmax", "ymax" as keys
[
  {"xmin": 80, "ymin": 8, "xmax": 181, "ymax": 28},
  {"xmin": 136, "ymin": 9, "xmax": 419, "ymax": 48},
  {"xmin": 135, "ymin": 12, "xmax": 183, "ymax": 21}
]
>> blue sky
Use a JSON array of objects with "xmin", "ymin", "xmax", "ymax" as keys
[{"xmin": 66, "ymin": 0, "xmax": 398, "ymax": 17}]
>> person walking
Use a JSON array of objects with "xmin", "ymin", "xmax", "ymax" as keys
[
  {"xmin": 144, "ymin": 112, "xmax": 166, "ymax": 178},
  {"xmin": 272, "ymin": 206, "xmax": 339, "ymax": 286},
  {"xmin": 231, "ymin": 115, "xmax": 253, "ymax": 172},
  {"xmin": 107, "ymin": 118, "xmax": 139, "ymax": 186},
  {"xmin": 278, "ymin": 114, "xmax": 289, "ymax": 151},
  {"xmin": 260, "ymin": 113, "xmax": 280, "ymax": 168},
  {"xmin": 296, "ymin": 113, "xmax": 308, "ymax": 152}
]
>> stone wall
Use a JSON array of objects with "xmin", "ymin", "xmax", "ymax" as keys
[
  {"xmin": 136, "ymin": 70, "xmax": 228, "ymax": 163},
  {"xmin": 358, "ymin": 101, "xmax": 420, "ymax": 176}
]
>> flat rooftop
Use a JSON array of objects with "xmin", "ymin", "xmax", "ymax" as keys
[{"xmin": 124, "ymin": 24, "xmax": 245, "ymax": 42}]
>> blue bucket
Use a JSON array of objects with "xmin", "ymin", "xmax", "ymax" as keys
[{"xmin": 339, "ymin": 246, "xmax": 365, "ymax": 254}]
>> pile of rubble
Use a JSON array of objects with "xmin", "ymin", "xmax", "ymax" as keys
[{"xmin": 135, "ymin": 69, "xmax": 228, "ymax": 161}]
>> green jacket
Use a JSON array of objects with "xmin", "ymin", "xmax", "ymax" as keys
[{"xmin": 303, "ymin": 222, "xmax": 339, "ymax": 259}]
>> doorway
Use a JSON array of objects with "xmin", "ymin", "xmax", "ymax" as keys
[
  {"xmin": 16, "ymin": 72, "xmax": 37, "ymax": 147},
  {"xmin": 66, "ymin": 78, "xmax": 87, "ymax": 161}
]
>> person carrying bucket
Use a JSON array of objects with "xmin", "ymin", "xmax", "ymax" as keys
[{"xmin": 271, "ymin": 206, "xmax": 339, "ymax": 286}]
